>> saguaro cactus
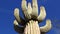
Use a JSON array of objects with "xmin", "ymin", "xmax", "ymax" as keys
[{"xmin": 13, "ymin": 0, "xmax": 52, "ymax": 34}]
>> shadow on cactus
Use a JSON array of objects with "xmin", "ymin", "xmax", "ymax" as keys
[{"xmin": 13, "ymin": 0, "xmax": 52, "ymax": 34}]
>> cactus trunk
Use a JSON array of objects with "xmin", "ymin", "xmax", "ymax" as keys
[{"xmin": 24, "ymin": 20, "xmax": 41, "ymax": 34}]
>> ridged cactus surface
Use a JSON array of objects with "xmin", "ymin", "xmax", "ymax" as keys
[{"xmin": 13, "ymin": 0, "xmax": 52, "ymax": 34}]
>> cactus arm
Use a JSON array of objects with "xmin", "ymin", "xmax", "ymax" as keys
[
  {"xmin": 40, "ymin": 19, "xmax": 52, "ymax": 32},
  {"xmin": 31, "ymin": 0, "xmax": 38, "ymax": 19},
  {"xmin": 37, "ymin": 6, "xmax": 46, "ymax": 22},
  {"xmin": 21, "ymin": 0, "xmax": 27, "ymax": 11},
  {"xmin": 21, "ymin": 0, "xmax": 31, "ymax": 20},
  {"xmin": 14, "ymin": 8, "xmax": 21, "ymax": 23},
  {"xmin": 14, "ymin": 20, "xmax": 24, "ymax": 33},
  {"xmin": 27, "ymin": 2, "xmax": 32, "ymax": 16},
  {"xmin": 14, "ymin": 8, "xmax": 25, "ymax": 25}
]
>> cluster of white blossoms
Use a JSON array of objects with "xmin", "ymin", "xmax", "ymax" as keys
[{"xmin": 13, "ymin": 0, "xmax": 52, "ymax": 34}]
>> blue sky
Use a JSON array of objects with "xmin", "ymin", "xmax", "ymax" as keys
[{"xmin": 0, "ymin": 0, "xmax": 60, "ymax": 34}]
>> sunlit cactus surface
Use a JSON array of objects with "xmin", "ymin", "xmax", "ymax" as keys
[{"xmin": 13, "ymin": 0, "xmax": 52, "ymax": 34}]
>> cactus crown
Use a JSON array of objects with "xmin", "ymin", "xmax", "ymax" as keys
[{"xmin": 13, "ymin": 0, "xmax": 52, "ymax": 34}]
